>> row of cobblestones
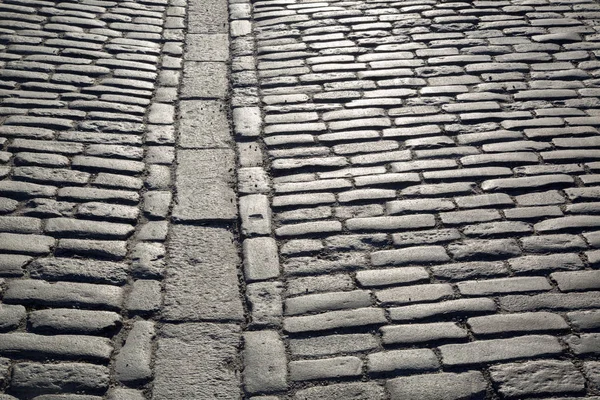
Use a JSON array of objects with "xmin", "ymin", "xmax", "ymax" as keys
[
  {"xmin": 236, "ymin": 0, "xmax": 600, "ymax": 398},
  {"xmin": 0, "ymin": 0, "xmax": 183, "ymax": 397}
]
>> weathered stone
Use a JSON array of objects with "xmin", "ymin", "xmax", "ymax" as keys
[
  {"xmin": 164, "ymin": 226, "xmax": 244, "ymax": 322},
  {"xmin": 11, "ymin": 362, "xmax": 109, "ymax": 394},
  {"xmin": 243, "ymin": 331, "xmax": 287, "ymax": 394},
  {"xmin": 153, "ymin": 323, "xmax": 241, "ymax": 400},
  {"xmin": 173, "ymin": 149, "xmax": 236, "ymax": 221},
  {"xmin": 115, "ymin": 321, "xmax": 154, "ymax": 384},
  {"xmin": 490, "ymin": 360, "xmax": 585, "ymax": 398}
]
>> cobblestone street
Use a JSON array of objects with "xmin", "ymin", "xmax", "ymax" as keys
[{"xmin": 1, "ymin": 0, "xmax": 600, "ymax": 398}]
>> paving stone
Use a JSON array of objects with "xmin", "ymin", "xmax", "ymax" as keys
[
  {"xmin": 181, "ymin": 61, "xmax": 228, "ymax": 99},
  {"xmin": 458, "ymin": 277, "xmax": 552, "ymax": 296},
  {"xmin": 371, "ymin": 245, "xmax": 450, "ymax": 266},
  {"xmin": 565, "ymin": 333, "xmax": 600, "ymax": 355},
  {"xmin": 29, "ymin": 309, "xmax": 121, "ymax": 335},
  {"xmin": 439, "ymin": 335, "xmax": 563, "ymax": 367},
  {"xmin": 490, "ymin": 360, "xmax": 585, "ymax": 398},
  {"xmin": 45, "ymin": 217, "xmax": 134, "ymax": 239},
  {"xmin": 56, "ymin": 239, "xmax": 128, "ymax": 261},
  {"xmin": 287, "ymin": 274, "xmax": 355, "ymax": 297},
  {"xmin": 468, "ymin": 312, "xmax": 568, "ymax": 336},
  {"xmin": 29, "ymin": 257, "xmax": 128, "ymax": 285},
  {"xmin": 377, "ymin": 283, "xmax": 454, "ymax": 306},
  {"xmin": 290, "ymin": 333, "xmax": 378, "ymax": 357},
  {"xmin": 356, "ymin": 267, "xmax": 429, "ymax": 287},
  {"xmin": 284, "ymin": 307, "xmax": 387, "ymax": 333},
  {"xmin": 448, "ymin": 239, "xmax": 521, "ymax": 260},
  {"xmin": 243, "ymin": 331, "xmax": 287, "ymax": 394},
  {"xmin": 347, "ymin": 214, "xmax": 436, "ymax": 231},
  {"xmin": 432, "ymin": 261, "xmax": 508, "ymax": 281},
  {"xmin": 115, "ymin": 321, "xmax": 154, "ymax": 384},
  {"xmin": 153, "ymin": 323, "xmax": 240, "ymax": 400},
  {"xmin": 178, "ymin": 100, "xmax": 231, "ymax": 149},
  {"xmin": 185, "ymin": 33, "xmax": 229, "ymax": 61},
  {"xmin": 392, "ymin": 229, "xmax": 461, "ymax": 247},
  {"xmin": 11, "ymin": 362, "xmax": 109, "ymax": 395},
  {"xmin": 294, "ymin": 382, "xmax": 385, "ymax": 400},
  {"xmin": 4, "ymin": 280, "xmax": 123, "ymax": 310},
  {"xmin": 164, "ymin": 226, "xmax": 243, "ymax": 322},
  {"xmin": 290, "ymin": 356, "xmax": 362, "ymax": 381},
  {"xmin": 0, "ymin": 304, "xmax": 25, "ymax": 331},
  {"xmin": 509, "ymin": 253, "xmax": 583, "ymax": 274},
  {"xmin": 126, "ymin": 280, "xmax": 161, "ymax": 314},
  {"xmin": 173, "ymin": 149, "xmax": 236, "ymax": 221},
  {"xmin": 381, "ymin": 322, "xmax": 467, "ymax": 344},
  {"xmin": 285, "ymin": 290, "xmax": 372, "ymax": 316},
  {"xmin": 521, "ymin": 234, "xmax": 587, "ymax": 253},
  {"xmin": 367, "ymin": 349, "xmax": 439, "ymax": 374},
  {"xmin": 107, "ymin": 389, "xmax": 145, "ymax": 400},
  {"xmin": 0, "ymin": 333, "xmax": 112, "ymax": 361},
  {"xmin": 551, "ymin": 270, "xmax": 600, "ymax": 292},
  {"xmin": 386, "ymin": 371, "xmax": 487, "ymax": 400},
  {"xmin": 568, "ymin": 310, "xmax": 600, "ymax": 330},
  {"xmin": 246, "ymin": 282, "xmax": 283, "ymax": 328},
  {"xmin": 388, "ymin": 298, "xmax": 497, "ymax": 322},
  {"xmin": 240, "ymin": 194, "xmax": 271, "ymax": 236}
]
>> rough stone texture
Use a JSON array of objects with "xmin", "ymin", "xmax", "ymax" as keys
[
  {"xmin": 243, "ymin": 237, "xmax": 280, "ymax": 281},
  {"xmin": 172, "ymin": 149, "xmax": 237, "ymax": 221},
  {"xmin": 115, "ymin": 321, "xmax": 155, "ymax": 384},
  {"xmin": 153, "ymin": 323, "xmax": 241, "ymax": 400},
  {"xmin": 243, "ymin": 331, "xmax": 287, "ymax": 394},
  {"xmin": 11, "ymin": 362, "xmax": 109, "ymax": 395},
  {"xmin": 290, "ymin": 356, "xmax": 362, "ymax": 381},
  {"xmin": 164, "ymin": 226, "xmax": 244, "ymax": 322},
  {"xmin": 387, "ymin": 371, "xmax": 487, "ymax": 400},
  {"xmin": 439, "ymin": 335, "xmax": 563, "ymax": 366},
  {"xmin": 178, "ymin": 100, "xmax": 232, "ymax": 149},
  {"xmin": 489, "ymin": 360, "xmax": 585, "ymax": 398},
  {"xmin": 295, "ymin": 383, "xmax": 386, "ymax": 400}
]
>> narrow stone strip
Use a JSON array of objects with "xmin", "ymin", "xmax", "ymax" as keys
[
  {"xmin": 152, "ymin": 0, "xmax": 244, "ymax": 398},
  {"xmin": 231, "ymin": 0, "xmax": 289, "ymax": 396}
]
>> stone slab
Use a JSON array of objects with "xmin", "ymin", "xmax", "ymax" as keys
[
  {"xmin": 181, "ymin": 62, "xmax": 228, "ymax": 99},
  {"xmin": 163, "ymin": 225, "xmax": 244, "ymax": 322},
  {"xmin": 178, "ymin": 100, "xmax": 232, "ymax": 149},
  {"xmin": 153, "ymin": 323, "xmax": 241, "ymax": 400},
  {"xmin": 172, "ymin": 149, "xmax": 237, "ymax": 222}
]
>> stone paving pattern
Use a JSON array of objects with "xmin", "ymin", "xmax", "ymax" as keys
[
  {"xmin": 0, "ymin": 0, "xmax": 600, "ymax": 398},
  {"xmin": 235, "ymin": 0, "xmax": 600, "ymax": 398}
]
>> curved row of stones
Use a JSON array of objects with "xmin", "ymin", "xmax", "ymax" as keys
[
  {"xmin": 0, "ymin": 0, "xmax": 182, "ymax": 398},
  {"xmin": 235, "ymin": 0, "xmax": 600, "ymax": 398}
]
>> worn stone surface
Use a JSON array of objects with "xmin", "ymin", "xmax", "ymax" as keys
[
  {"xmin": 153, "ymin": 323, "xmax": 241, "ymax": 400},
  {"xmin": 163, "ymin": 226, "xmax": 243, "ymax": 322}
]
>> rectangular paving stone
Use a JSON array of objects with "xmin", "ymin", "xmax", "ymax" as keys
[
  {"xmin": 386, "ymin": 371, "xmax": 487, "ymax": 400},
  {"xmin": 163, "ymin": 226, "xmax": 243, "ymax": 322},
  {"xmin": 153, "ymin": 323, "xmax": 241, "ymax": 400},
  {"xmin": 181, "ymin": 61, "xmax": 228, "ymax": 99},
  {"xmin": 172, "ymin": 149, "xmax": 236, "ymax": 221},
  {"xmin": 371, "ymin": 245, "xmax": 450, "ymax": 266},
  {"xmin": 178, "ymin": 100, "xmax": 232, "ymax": 149},
  {"xmin": 290, "ymin": 356, "xmax": 362, "ymax": 381},
  {"xmin": 367, "ymin": 349, "xmax": 439, "ymax": 374},
  {"xmin": 185, "ymin": 34, "xmax": 229, "ymax": 61},
  {"xmin": 243, "ymin": 237, "xmax": 280, "ymax": 282},
  {"xmin": 490, "ymin": 360, "xmax": 585, "ymax": 398},
  {"xmin": 468, "ymin": 312, "xmax": 569, "ymax": 336},
  {"xmin": 389, "ymin": 298, "xmax": 497, "ymax": 322},
  {"xmin": 283, "ymin": 307, "xmax": 387, "ymax": 333},
  {"xmin": 0, "ymin": 333, "xmax": 112, "ymax": 361},
  {"xmin": 457, "ymin": 277, "xmax": 552, "ymax": 296},
  {"xmin": 381, "ymin": 322, "xmax": 467, "ymax": 344},
  {"xmin": 285, "ymin": 290, "xmax": 372, "ymax": 316},
  {"xmin": 243, "ymin": 331, "xmax": 287, "ymax": 394},
  {"xmin": 4, "ymin": 280, "xmax": 123, "ymax": 310},
  {"xmin": 289, "ymin": 333, "xmax": 378, "ymax": 357},
  {"xmin": 376, "ymin": 283, "xmax": 454, "ymax": 306},
  {"xmin": 439, "ymin": 335, "xmax": 563, "ymax": 367}
]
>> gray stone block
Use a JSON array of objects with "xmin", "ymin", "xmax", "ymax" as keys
[
  {"xmin": 163, "ymin": 226, "xmax": 244, "ymax": 322},
  {"xmin": 173, "ymin": 149, "xmax": 236, "ymax": 221},
  {"xmin": 185, "ymin": 34, "xmax": 229, "ymax": 61},
  {"xmin": 181, "ymin": 62, "xmax": 227, "ymax": 99},
  {"xmin": 243, "ymin": 331, "xmax": 287, "ymax": 394},
  {"xmin": 179, "ymin": 100, "xmax": 231, "ymax": 149},
  {"xmin": 153, "ymin": 323, "xmax": 241, "ymax": 400}
]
